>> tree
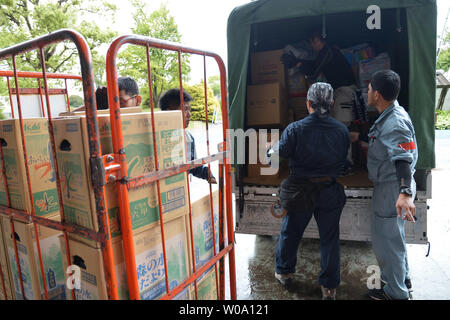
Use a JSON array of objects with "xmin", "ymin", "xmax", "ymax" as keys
[
  {"xmin": 184, "ymin": 81, "xmax": 219, "ymax": 122},
  {"xmin": 69, "ymin": 95, "xmax": 84, "ymax": 108},
  {"xmin": 0, "ymin": 0, "xmax": 118, "ymax": 95},
  {"xmin": 437, "ymin": 31, "xmax": 450, "ymax": 72},
  {"xmin": 438, "ymin": 50, "xmax": 450, "ymax": 72},
  {"xmin": 208, "ymin": 75, "xmax": 221, "ymax": 99},
  {"xmin": 116, "ymin": 1, "xmax": 190, "ymax": 109}
]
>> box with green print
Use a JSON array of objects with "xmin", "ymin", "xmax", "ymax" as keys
[
  {"xmin": 98, "ymin": 112, "xmax": 189, "ymax": 238},
  {"xmin": 184, "ymin": 185, "xmax": 228, "ymax": 300},
  {"xmin": 0, "ymin": 118, "xmax": 59, "ymax": 218},
  {"xmin": 1, "ymin": 214, "xmax": 66, "ymax": 300},
  {"xmin": 52, "ymin": 111, "xmax": 189, "ymax": 248},
  {"xmin": 187, "ymin": 185, "xmax": 228, "ymax": 270},
  {"xmin": 0, "ymin": 217, "xmax": 15, "ymax": 300},
  {"xmin": 59, "ymin": 214, "xmax": 191, "ymax": 300}
]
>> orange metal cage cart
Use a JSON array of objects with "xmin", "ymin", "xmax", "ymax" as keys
[
  {"xmin": 0, "ymin": 70, "xmax": 81, "ymax": 118},
  {"xmin": 0, "ymin": 29, "xmax": 116, "ymax": 301},
  {"xmin": 0, "ymin": 29, "xmax": 237, "ymax": 300}
]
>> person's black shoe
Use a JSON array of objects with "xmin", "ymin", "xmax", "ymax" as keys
[
  {"xmin": 382, "ymin": 278, "xmax": 413, "ymax": 293},
  {"xmin": 275, "ymin": 272, "xmax": 293, "ymax": 285},
  {"xmin": 274, "ymin": 272, "xmax": 296, "ymax": 291},
  {"xmin": 368, "ymin": 288, "xmax": 392, "ymax": 300},
  {"xmin": 368, "ymin": 288, "xmax": 408, "ymax": 300}
]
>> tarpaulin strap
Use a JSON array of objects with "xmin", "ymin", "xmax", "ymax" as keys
[
  {"xmin": 398, "ymin": 141, "xmax": 416, "ymax": 151},
  {"xmin": 396, "ymin": 8, "xmax": 402, "ymax": 32},
  {"xmin": 322, "ymin": 15, "xmax": 327, "ymax": 38}
]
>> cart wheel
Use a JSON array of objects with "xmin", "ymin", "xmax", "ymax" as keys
[{"xmin": 271, "ymin": 203, "xmax": 287, "ymax": 219}]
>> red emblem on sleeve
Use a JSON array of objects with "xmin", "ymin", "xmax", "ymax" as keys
[{"xmin": 398, "ymin": 141, "xmax": 416, "ymax": 151}]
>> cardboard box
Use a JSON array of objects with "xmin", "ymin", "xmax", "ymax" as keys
[
  {"xmin": 0, "ymin": 118, "xmax": 60, "ymax": 218},
  {"xmin": 251, "ymin": 49, "xmax": 286, "ymax": 87},
  {"xmin": 0, "ymin": 216, "xmax": 14, "ymax": 300},
  {"xmin": 1, "ymin": 214, "xmax": 66, "ymax": 300},
  {"xmin": 184, "ymin": 183, "xmax": 232, "ymax": 300},
  {"xmin": 187, "ymin": 187, "xmax": 220, "ymax": 270},
  {"xmin": 60, "ymin": 214, "xmax": 191, "ymax": 300},
  {"xmin": 247, "ymin": 83, "xmax": 288, "ymax": 127},
  {"xmin": 58, "ymin": 107, "xmax": 142, "ymax": 117},
  {"xmin": 247, "ymin": 131, "xmax": 280, "ymax": 178},
  {"xmin": 189, "ymin": 266, "xmax": 219, "ymax": 300},
  {"xmin": 53, "ymin": 111, "xmax": 189, "ymax": 248}
]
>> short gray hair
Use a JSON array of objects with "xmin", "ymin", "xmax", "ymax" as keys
[{"xmin": 307, "ymin": 82, "xmax": 333, "ymax": 117}]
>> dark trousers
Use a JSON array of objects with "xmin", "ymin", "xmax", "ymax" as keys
[{"xmin": 275, "ymin": 182, "xmax": 346, "ymax": 289}]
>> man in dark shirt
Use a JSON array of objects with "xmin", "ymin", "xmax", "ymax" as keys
[
  {"xmin": 268, "ymin": 82, "xmax": 349, "ymax": 300},
  {"xmin": 159, "ymin": 88, "xmax": 216, "ymax": 184},
  {"xmin": 296, "ymin": 30, "xmax": 357, "ymax": 127}
]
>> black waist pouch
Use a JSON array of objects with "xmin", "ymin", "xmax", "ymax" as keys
[{"xmin": 278, "ymin": 176, "xmax": 335, "ymax": 214}]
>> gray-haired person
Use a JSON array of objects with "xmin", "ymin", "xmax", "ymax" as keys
[{"xmin": 267, "ymin": 82, "xmax": 350, "ymax": 299}]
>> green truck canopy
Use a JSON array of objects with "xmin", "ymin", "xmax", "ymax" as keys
[{"xmin": 227, "ymin": 0, "xmax": 437, "ymax": 169}]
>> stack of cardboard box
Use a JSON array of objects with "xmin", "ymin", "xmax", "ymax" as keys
[
  {"xmin": 247, "ymin": 49, "xmax": 288, "ymax": 128},
  {"xmin": 1, "ymin": 215, "xmax": 66, "ymax": 300},
  {"xmin": 0, "ymin": 118, "xmax": 65, "ymax": 300},
  {"xmin": 246, "ymin": 50, "xmax": 291, "ymax": 183},
  {"xmin": 59, "ymin": 211, "xmax": 192, "ymax": 300},
  {"xmin": 0, "ymin": 110, "xmax": 222, "ymax": 300},
  {"xmin": 186, "ymin": 183, "xmax": 226, "ymax": 300},
  {"xmin": 53, "ymin": 110, "xmax": 193, "ymax": 300}
]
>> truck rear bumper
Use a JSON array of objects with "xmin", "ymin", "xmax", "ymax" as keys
[{"xmin": 235, "ymin": 185, "xmax": 429, "ymax": 244}]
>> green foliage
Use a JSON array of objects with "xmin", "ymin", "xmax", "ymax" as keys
[
  {"xmin": 208, "ymin": 75, "xmax": 221, "ymax": 99},
  {"xmin": 435, "ymin": 109, "xmax": 450, "ymax": 130},
  {"xmin": 184, "ymin": 81, "xmax": 219, "ymax": 122},
  {"xmin": 0, "ymin": 107, "xmax": 6, "ymax": 120},
  {"xmin": 437, "ymin": 31, "xmax": 450, "ymax": 72},
  {"xmin": 116, "ymin": 1, "xmax": 190, "ymax": 109},
  {"xmin": 437, "ymin": 49, "xmax": 450, "ymax": 72},
  {"xmin": 0, "ymin": 0, "xmax": 118, "ymax": 95},
  {"xmin": 69, "ymin": 95, "xmax": 84, "ymax": 108}
]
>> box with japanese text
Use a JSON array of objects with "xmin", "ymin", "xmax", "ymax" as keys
[
  {"xmin": 53, "ymin": 111, "xmax": 189, "ymax": 248},
  {"xmin": 1, "ymin": 214, "xmax": 66, "ymax": 300},
  {"xmin": 251, "ymin": 49, "xmax": 286, "ymax": 87},
  {"xmin": 0, "ymin": 118, "xmax": 59, "ymax": 218},
  {"xmin": 60, "ymin": 214, "xmax": 190, "ymax": 300}
]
